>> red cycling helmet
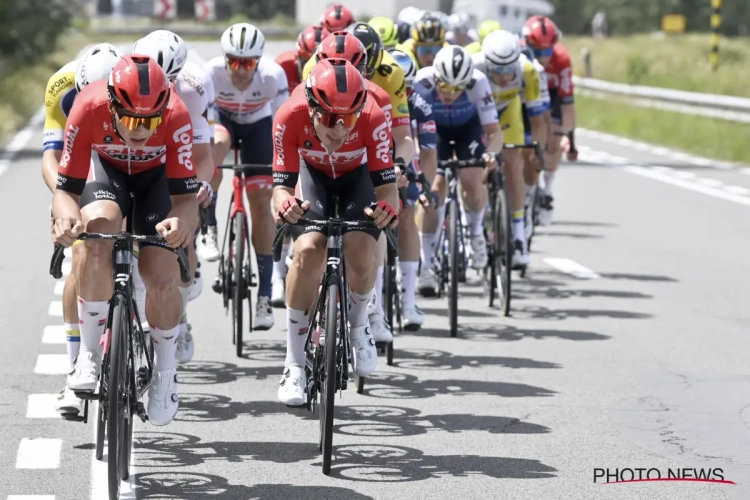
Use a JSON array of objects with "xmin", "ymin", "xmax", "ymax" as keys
[
  {"xmin": 108, "ymin": 54, "xmax": 170, "ymax": 115},
  {"xmin": 305, "ymin": 59, "xmax": 367, "ymax": 126},
  {"xmin": 296, "ymin": 25, "xmax": 330, "ymax": 60},
  {"xmin": 321, "ymin": 4, "xmax": 355, "ymax": 32},
  {"xmin": 522, "ymin": 16, "xmax": 559, "ymax": 49},
  {"xmin": 316, "ymin": 31, "xmax": 367, "ymax": 72}
]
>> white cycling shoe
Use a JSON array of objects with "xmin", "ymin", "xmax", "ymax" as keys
[
  {"xmin": 539, "ymin": 195, "xmax": 554, "ymax": 226},
  {"xmin": 189, "ymin": 271, "xmax": 202, "ymax": 301},
  {"xmin": 271, "ymin": 278, "xmax": 286, "ymax": 308},
  {"xmin": 147, "ymin": 369, "xmax": 179, "ymax": 426},
  {"xmin": 255, "ymin": 296, "xmax": 275, "ymax": 330},
  {"xmin": 175, "ymin": 324, "xmax": 194, "ymax": 364},
  {"xmin": 278, "ymin": 365, "xmax": 306, "ymax": 406},
  {"xmin": 368, "ymin": 312, "xmax": 393, "ymax": 343},
  {"xmin": 402, "ymin": 304, "xmax": 424, "ymax": 331},
  {"xmin": 349, "ymin": 324, "xmax": 377, "ymax": 376},
  {"xmin": 197, "ymin": 226, "xmax": 220, "ymax": 262},
  {"xmin": 68, "ymin": 350, "xmax": 100, "ymax": 392},
  {"xmin": 469, "ymin": 234, "xmax": 488, "ymax": 269},
  {"xmin": 418, "ymin": 267, "xmax": 438, "ymax": 298},
  {"xmin": 54, "ymin": 383, "xmax": 83, "ymax": 415}
]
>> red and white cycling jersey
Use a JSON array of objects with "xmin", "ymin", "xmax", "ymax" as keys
[
  {"xmin": 203, "ymin": 56, "xmax": 289, "ymax": 124},
  {"xmin": 272, "ymin": 85, "xmax": 395, "ymax": 187},
  {"xmin": 174, "ymin": 59, "xmax": 214, "ymax": 144},
  {"xmin": 543, "ymin": 44, "xmax": 574, "ymax": 103},
  {"xmin": 56, "ymin": 80, "xmax": 198, "ymax": 196},
  {"xmin": 275, "ymin": 49, "xmax": 301, "ymax": 90}
]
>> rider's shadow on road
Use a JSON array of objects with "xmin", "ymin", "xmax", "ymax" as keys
[
  {"xmin": 393, "ymin": 347, "xmax": 561, "ymax": 371},
  {"xmin": 413, "ymin": 323, "xmax": 611, "ymax": 342},
  {"xmin": 136, "ymin": 472, "xmax": 375, "ymax": 499},
  {"xmin": 175, "ymin": 393, "xmax": 316, "ymax": 423}
]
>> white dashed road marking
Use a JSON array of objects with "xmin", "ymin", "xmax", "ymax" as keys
[
  {"xmin": 16, "ymin": 438, "xmax": 62, "ymax": 469},
  {"xmin": 33, "ymin": 355, "xmax": 69, "ymax": 375},
  {"xmin": 544, "ymin": 258, "xmax": 601, "ymax": 279},
  {"xmin": 26, "ymin": 394, "xmax": 61, "ymax": 419},
  {"xmin": 42, "ymin": 325, "xmax": 66, "ymax": 344},
  {"xmin": 53, "ymin": 281, "xmax": 64, "ymax": 295},
  {"xmin": 47, "ymin": 301, "xmax": 62, "ymax": 317}
]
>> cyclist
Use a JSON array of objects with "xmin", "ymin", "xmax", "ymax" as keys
[
  {"xmin": 320, "ymin": 4, "xmax": 355, "ymax": 32},
  {"xmin": 368, "ymin": 17, "xmax": 399, "ymax": 51},
  {"xmin": 396, "ymin": 7, "xmax": 424, "ymax": 43},
  {"xmin": 273, "ymin": 60, "xmax": 398, "ymax": 406},
  {"xmin": 275, "ymin": 25, "xmax": 329, "ymax": 90},
  {"xmin": 52, "ymin": 55, "xmax": 199, "ymax": 426},
  {"xmin": 397, "ymin": 13, "xmax": 449, "ymax": 70},
  {"xmin": 472, "ymin": 30, "xmax": 548, "ymax": 267},
  {"xmin": 523, "ymin": 15, "xmax": 577, "ymax": 226},
  {"xmin": 447, "ymin": 12, "xmax": 478, "ymax": 47},
  {"xmin": 303, "ymin": 22, "xmax": 416, "ymax": 342},
  {"xmin": 391, "ymin": 49, "xmax": 438, "ymax": 330},
  {"xmin": 413, "ymin": 46, "xmax": 503, "ymax": 295},
  {"xmin": 43, "ymin": 43, "xmax": 121, "ymax": 416},
  {"xmin": 133, "ymin": 30, "xmax": 216, "ymax": 363},
  {"xmin": 203, "ymin": 23, "xmax": 290, "ymax": 329},
  {"xmin": 465, "ymin": 20, "xmax": 502, "ymax": 55}
]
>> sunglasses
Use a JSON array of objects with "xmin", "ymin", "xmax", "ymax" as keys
[
  {"xmin": 415, "ymin": 44, "xmax": 442, "ymax": 56},
  {"xmin": 226, "ymin": 56, "xmax": 259, "ymax": 71},
  {"xmin": 531, "ymin": 47, "xmax": 554, "ymax": 58},
  {"xmin": 436, "ymin": 79, "xmax": 465, "ymax": 93},
  {"xmin": 487, "ymin": 62, "xmax": 518, "ymax": 76},
  {"xmin": 312, "ymin": 108, "xmax": 360, "ymax": 128},
  {"xmin": 110, "ymin": 104, "xmax": 162, "ymax": 131}
]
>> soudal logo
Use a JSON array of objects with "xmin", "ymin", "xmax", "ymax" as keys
[{"xmin": 274, "ymin": 124, "xmax": 287, "ymax": 166}]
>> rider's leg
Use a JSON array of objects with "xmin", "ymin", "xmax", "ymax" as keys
[
  {"xmin": 55, "ymin": 242, "xmax": 83, "ymax": 414},
  {"xmin": 368, "ymin": 234, "xmax": 389, "ymax": 340},
  {"xmin": 399, "ymin": 201, "xmax": 423, "ymax": 330},
  {"xmin": 199, "ymin": 123, "xmax": 231, "ymax": 261},
  {"xmin": 541, "ymin": 94, "xmax": 563, "ymax": 226},
  {"xmin": 418, "ymin": 145, "xmax": 448, "ymax": 295}
]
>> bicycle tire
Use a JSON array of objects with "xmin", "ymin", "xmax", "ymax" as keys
[
  {"xmin": 95, "ymin": 400, "xmax": 105, "ymax": 460},
  {"xmin": 528, "ymin": 185, "xmax": 542, "ymax": 252},
  {"xmin": 233, "ymin": 213, "xmax": 245, "ymax": 357},
  {"xmin": 494, "ymin": 188, "xmax": 513, "ymax": 317},
  {"xmin": 448, "ymin": 201, "xmax": 459, "ymax": 337},
  {"xmin": 320, "ymin": 283, "xmax": 338, "ymax": 475},
  {"xmin": 384, "ymin": 263, "xmax": 394, "ymax": 333},
  {"xmin": 107, "ymin": 295, "xmax": 128, "ymax": 500},
  {"xmin": 244, "ymin": 226, "xmax": 254, "ymax": 334},
  {"xmin": 487, "ymin": 190, "xmax": 498, "ymax": 308}
]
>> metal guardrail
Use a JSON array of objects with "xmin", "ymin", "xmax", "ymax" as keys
[
  {"xmin": 90, "ymin": 25, "xmax": 300, "ymax": 38},
  {"xmin": 573, "ymin": 76, "xmax": 750, "ymax": 124}
]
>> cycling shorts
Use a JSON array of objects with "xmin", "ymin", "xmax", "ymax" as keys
[
  {"xmin": 293, "ymin": 162, "xmax": 380, "ymax": 240},
  {"xmin": 498, "ymin": 95, "xmax": 525, "ymax": 146},
  {"xmin": 215, "ymin": 114, "xmax": 273, "ymax": 190},
  {"xmin": 436, "ymin": 114, "xmax": 487, "ymax": 176},
  {"xmin": 80, "ymin": 153, "xmax": 173, "ymax": 250},
  {"xmin": 521, "ymin": 104, "xmax": 532, "ymax": 144}
]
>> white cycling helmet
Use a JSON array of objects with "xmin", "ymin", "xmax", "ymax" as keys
[
  {"xmin": 397, "ymin": 7, "xmax": 424, "ymax": 25},
  {"xmin": 449, "ymin": 12, "xmax": 473, "ymax": 33},
  {"xmin": 390, "ymin": 49, "xmax": 416, "ymax": 86},
  {"xmin": 433, "ymin": 45, "xmax": 474, "ymax": 87},
  {"xmin": 133, "ymin": 30, "xmax": 187, "ymax": 80},
  {"xmin": 482, "ymin": 30, "xmax": 521, "ymax": 66},
  {"xmin": 75, "ymin": 43, "xmax": 121, "ymax": 93},
  {"xmin": 221, "ymin": 23, "xmax": 265, "ymax": 58}
]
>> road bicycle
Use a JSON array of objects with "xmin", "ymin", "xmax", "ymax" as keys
[
  {"xmin": 272, "ymin": 198, "xmax": 396, "ymax": 475},
  {"xmin": 50, "ymin": 234, "xmax": 189, "ymax": 500},
  {"xmin": 211, "ymin": 144, "xmax": 270, "ymax": 357}
]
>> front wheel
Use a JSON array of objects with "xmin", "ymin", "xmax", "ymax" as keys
[
  {"xmin": 320, "ymin": 283, "xmax": 338, "ymax": 475},
  {"xmin": 107, "ymin": 295, "xmax": 129, "ymax": 500},
  {"xmin": 495, "ymin": 188, "xmax": 512, "ymax": 317},
  {"xmin": 233, "ymin": 213, "xmax": 246, "ymax": 357},
  {"xmin": 448, "ymin": 201, "xmax": 459, "ymax": 337}
]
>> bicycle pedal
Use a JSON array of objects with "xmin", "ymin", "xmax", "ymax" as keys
[
  {"xmin": 73, "ymin": 390, "xmax": 98, "ymax": 401},
  {"xmin": 61, "ymin": 412, "xmax": 86, "ymax": 423},
  {"xmin": 136, "ymin": 402, "xmax": 149, "ymax": 422}
]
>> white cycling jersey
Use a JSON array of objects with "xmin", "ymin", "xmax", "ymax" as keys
[
  {"xmin": 203, "ymin": 56, "xmax": 289, "ymax": 125},
  {"xmin": 174, "ymin": 59, "xmax": 214, "ymax": 144}
]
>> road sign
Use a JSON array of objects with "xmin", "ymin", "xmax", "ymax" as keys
[
  {"xmin": 195, "ymin": 0, "xmax": 216, "ymax": 22},
  {"xmin": 154, "ymin": 0, "xmax": 176, "ymax": 19},
  {"xmin": 661, "ymin": 14, "xmax": 686, "ymax": 33}
]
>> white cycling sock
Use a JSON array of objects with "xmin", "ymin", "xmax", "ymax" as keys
[
  {"xmin": 370, "ymin": 266, "xmax": 384, "ymax": 316},
  {"xmin": 419, "ymin": 232, "xmax": 436, "ymax": 267},
  {"xmin": 400, "ymin": 261, "xmax": 419, "ymax": 308},
  {"xmin": 543, "ymin": 171, "xmax": 555, "ymax": 195},
  {"xmin": 525, "ymin": 184, "xmax": 537, "ymax": 209},
  {"xmin": 77, "ymin": 299, "xmax": 109, "ymax": 357},
  {"xmin": 64, "ymin": 323, "xmax": 80, "ymax": 373},
  {"xmin": 273, "ymin": 244, "xmax": 289, "ymax": 280},
  {"xmin": 348, "ymin": 289, "xmax": 371, "ymax": 327},
  {"xmin": 464, "ymin": 208, "xmax": 486, "ymax": 237},
  {"xmin": 511, "ymin": 209, "xmax": 525, "ymax": 242},
  {"xmin": 285, "ymin": 308, "xmax": 309, "ymax": 368},
  {"xmin": 151, "ymin": 326, "xmax": 179, "ymax": 372},
  {"xmin": 178, "ymin": 285, "xmax": 190, "ymax": 317}
]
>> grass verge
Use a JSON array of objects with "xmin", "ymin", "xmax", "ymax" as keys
[
  {"xmin": 0, "ymin": 31, "xmax": 92, "ymax": 146},
  {"xmin": 577, "ymin": 94, "xmax": 750, "ymax": 164},
  {"xmin": 565, "ymin": 34, "xmax": 750, "ymax": 97}
]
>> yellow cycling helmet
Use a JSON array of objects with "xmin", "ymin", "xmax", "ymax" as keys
[
  {"xmin": 368, "ymin": 17, "xmax": 399, "ymax": 48},
  {"xmin": 411, "ymin": 13, "xmax": 446, "ymax": 44},
  {"xmin": 478, "ymin": 20, "xmax": 503, "ymax": 43}
]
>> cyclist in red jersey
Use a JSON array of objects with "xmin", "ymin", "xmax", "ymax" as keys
[
  {"xmin": 275, "ymin": 25, "xmax": 330, "ymax": 90},
  {"xmin": 273, "ymin": 60, "xmax": 398, "ymax": 407},
  {"xmin": 51, "ymin": 55, "xmax": 198, "ymax": 426},
  {"xmin": 523, "ymin": 15, "xmax": 578, "ymax": 226}
]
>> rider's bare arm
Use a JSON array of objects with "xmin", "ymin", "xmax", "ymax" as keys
[{"xmin": 42, "ymin": 150, "xmax": 62, "ymax": 193}]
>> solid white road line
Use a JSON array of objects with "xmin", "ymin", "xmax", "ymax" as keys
[
  {"xmin": 42, "ymin": 325, "xmax": 66, "ymax": 344},
  {"xmin": 91, "ymin": 402, "xmax": 137, "ymax": 500},
  {"xmin": 16, "ymin": 438, "xmax": 62, "ymax": 469},
  {"xmin": 48, "ymin": 302, "xmax": 63, "ymax": 317},
  {"xmin": 26, "ymin": 394, "xmax": 61, "ymax": 419},
  {"xmin": 53, "ymin": 281, "xmax": 64, "ymax": 295},
  {"xmin": 544, "ymin": 258, "xmax": 601, "ymax": 279},
  {"xmin": 0, "ymin": 108, "xmax": 45, "ymax": 178},
  {"xmin": 34, "ymin": 355, "xmax": 69, "ymax": 375}
]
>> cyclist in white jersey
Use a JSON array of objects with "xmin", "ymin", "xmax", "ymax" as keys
[
  {"xmin": 133, "ymin": 31, "xmax": 216, "ymax": 363},
  {"xmin": 203, "ymin": 23, "xmax": 290, "ymax": 330}
]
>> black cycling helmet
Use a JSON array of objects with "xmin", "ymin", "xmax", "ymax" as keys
[{"xmin": 345, "ymin": 22, "xmax": 383, "ymax": 77}]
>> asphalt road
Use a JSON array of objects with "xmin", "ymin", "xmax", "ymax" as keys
[{"xmin": 1, "ymin": 40, "xmax": 750, "ymax": 500}]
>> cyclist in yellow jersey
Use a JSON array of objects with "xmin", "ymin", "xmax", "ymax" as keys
[
  {"xmin": 42, "ymin": 43, "xmax": 121, "ymax": 417},
  {"xmin": 397, "ymin": 13, "xmax": 449, "ymax": 69},
  {"xmin": 465, "ymin": 20, "xmax": 502, "ymax": 55},
  {"xmin": 472, "ymin": 30, "xmax": 547, "ymax": 268}
]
